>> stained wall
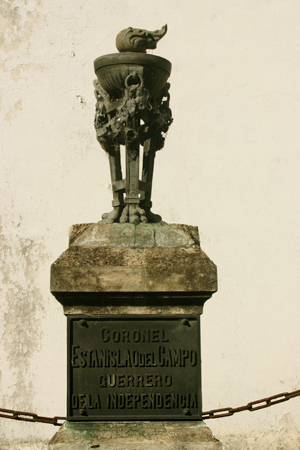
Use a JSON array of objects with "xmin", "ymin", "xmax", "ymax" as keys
[{"xmin": 1, "ymin": 1, "xmax": 300, "ymax": 448}]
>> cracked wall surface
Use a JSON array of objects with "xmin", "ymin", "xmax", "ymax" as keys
[{"xmin": 1, "ymin": 0, "xmax": 300, "ymax": 448}]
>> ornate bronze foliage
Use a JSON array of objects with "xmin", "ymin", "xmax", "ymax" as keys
[{"xmin": 94, "ymin": 26, "xmax": 172, "ymax": 224}]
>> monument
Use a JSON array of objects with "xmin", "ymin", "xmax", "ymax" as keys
[{"xmin": 49, "ymin": 25, "xmax": 221, "ymax": 449}]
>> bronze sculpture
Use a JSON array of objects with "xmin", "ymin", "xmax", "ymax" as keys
[
  {"xmin": 116, "ymin": 25, "xmax": 167, "ymax": 53},
  {"xmin": 94, "ymin": 25, "xmax": 172, "ymax": 223}
]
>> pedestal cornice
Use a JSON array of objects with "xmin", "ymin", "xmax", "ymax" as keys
[{"xmin": 50, "ymin": 223, "xmax": 217, "ymax": 314}]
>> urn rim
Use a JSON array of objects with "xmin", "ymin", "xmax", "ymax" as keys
[{"xmin": 94, "ymin": 52, "xmax": 172, "ymax": 75}]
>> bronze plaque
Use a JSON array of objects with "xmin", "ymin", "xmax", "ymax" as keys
[{"xmin": 67, "ymin": 315, "xmax": 201, "ymax": 420}]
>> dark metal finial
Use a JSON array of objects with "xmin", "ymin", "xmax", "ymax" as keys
[{"xmin": 116, "ymin": 25, "xmax": 167, "ymax": 53}]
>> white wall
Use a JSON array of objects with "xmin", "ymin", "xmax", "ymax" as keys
[{"xmin": 1, "ymin": 1, "xmax": 300, "ymax": 448}]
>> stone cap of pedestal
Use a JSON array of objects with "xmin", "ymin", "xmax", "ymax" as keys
[{"xmin": 51, "ymin": 223, "xmax": 217, "ymax": 312}]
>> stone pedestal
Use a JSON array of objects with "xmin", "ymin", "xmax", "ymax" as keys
[
  {"xmin": 51, "ymin": 222, "xmax": 217, "ymax": 314},
  {"xmin": 49, "ymin": 421, "xmax": 222, "ymax": 449},
  {"xmin": 50, "ymin": 223, "xmax": 220, "ymax": 448}
]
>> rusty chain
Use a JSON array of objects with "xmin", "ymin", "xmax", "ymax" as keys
[
  {"xmin": 202, "ymin": 388, "xmax": 300, "ymax": 420},
  {"xmin": 0, "ymin": 408, "xmax": 65, "ymax": 426},
  {"xmin": 0, "ymin": 388, "xmax": 299, "ymax": 425}
]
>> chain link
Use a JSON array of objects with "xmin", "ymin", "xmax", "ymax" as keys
[
  {"xmin": 0, "ymin": 388, "xmax": 299, "ymax": 425},
  {"xmin": 202, "ymin": 389, "xmax": 300, "ymax": 420},
  {"xmin": 0, "ymin": 408, "xmax": 65, "ymax": 426}
]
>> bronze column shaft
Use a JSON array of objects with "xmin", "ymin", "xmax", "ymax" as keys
[
  {"xmin": 108, "ymin": 145, "xmax": 124, "ymax": 208},
  {"xmin": 125, "ymin": 117, "xmax": 140, "ymax": 206}
]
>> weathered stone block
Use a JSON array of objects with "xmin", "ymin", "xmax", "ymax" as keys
[
  {"xmin": 51, "ymin": 223, "xmax": 217, "ymax": 313},
  {"xmin": 49, "ymin": 421, "xmax": 222, "ymax": 449}
]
